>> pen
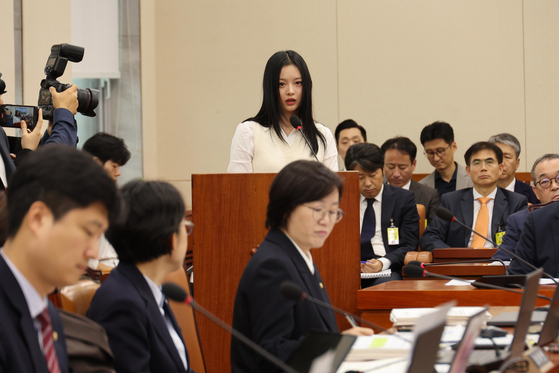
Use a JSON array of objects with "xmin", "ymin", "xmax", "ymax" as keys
[{"xmin": 344, "ymin": 314, "xmax": 358, "ymax": 328}]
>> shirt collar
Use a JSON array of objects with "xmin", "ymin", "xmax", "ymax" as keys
[
  {"xmin": 0, "ymin": 250, "xmax": 47, "ymax": 319},
  {"xmin": 142, "ymin": 273, "xmax": 164, "ymax": 309},
  {"xmin": 473, "ymin": 186, "xmax": 498, "ymax": 201},
  {"xmin": 283, "ymin": 232, "xmax": 314, "ymax": 275},
  {"xmin": 360, "ymin": 184, "xmax": 384, "ymax": 203},
  {"xmin": 504, "ymin": 178, "xmax": 516, "ymax": 192}
]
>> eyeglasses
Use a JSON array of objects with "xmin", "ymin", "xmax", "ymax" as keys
[
  {"xmin": 536, "ymin": 174, "xmax": 559, "ymax": 189},
  {"xmin": 424, "ymin": 144, "xmax": 451, "ymax": 159},
  {"xmin": 303, "ymin": 205, "xmax": 345, "ymax": 223},
  {"xmin": 470, "ymin": 158, "xmax": 497, "ymax": 168},
  {"xmin": 183, "ymin": 220, "xmax": 195, "ymax": 236}
]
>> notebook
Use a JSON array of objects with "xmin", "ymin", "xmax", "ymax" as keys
[{"xmin": 361, "ymin": 269, "xmax": 392, "ymax": 279}]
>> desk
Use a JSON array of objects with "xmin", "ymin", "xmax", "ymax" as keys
[
  {"xmin": 433, "ymin": 248, "xmax": 498, "ymax": 263},
  {"xmin": 357, "ymin": 280, "xmax": 556, "ymax": 330},
  {"xmin": 402, "ymin": 263, "xmax": 506, "ymax": 279}
]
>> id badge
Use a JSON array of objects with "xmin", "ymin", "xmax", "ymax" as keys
[
  {"xmin": 495, "ymin": 231, "xmax": 505, "ymax": 246},
  {"xmin": 387, "ymin": 227, "xmax": 399, "ymax": 245}
]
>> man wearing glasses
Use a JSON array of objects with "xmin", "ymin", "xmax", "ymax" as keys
[
  {"xmin": 421, "ymin": 142, "xmax": 527, "ymax": 251},
  {"xmin": 507, "ymin": 155, "xmax": 559, "ymax": 274},
  {"xmin": 419, "ymin": 121, "xmax": 473, "ymax": 197},
  {"xmin": 345, "ymin": 143, "xmax": 420, "ymax": 286}
]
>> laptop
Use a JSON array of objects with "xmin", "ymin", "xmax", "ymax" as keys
[
  {"xmin": 466, "ymin": 268, "xmax": 543, "ymax": 369},
  {"xmin": 538, "ymin": 281, "xmax": 559, "ymax": 346}
]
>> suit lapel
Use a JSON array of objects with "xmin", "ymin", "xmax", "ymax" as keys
[
  {"xmin": 0, "ymin": 256, "xmax": 49, "ymax": 373},
  {"xmin": 267, "ymin": 230, "xmax": 338, "ymax": 332},
  {"xmin": 118, "ymin": 264, "xmax": 186, "ymax": 373},
  {"xmin": 491, "ymin": 189, "xmax": 507, "ymax": 240},
  {"xmin": 553, "ymin": 209, "xmax": 559, "ymax": 272},
  {"xmin": 381, "ymin": 186, "xmax": 395, "ymax": 249},
  {"xmin": 460, "ymin": 191, "xmax": 474, "ymax": 247}
]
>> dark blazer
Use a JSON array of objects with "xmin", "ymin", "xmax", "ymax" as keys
[
  {"xmin": 509, "ymin": 202, "xmax": 559, "ymax": 276},
  {"xmin": 514, "ymin": 179, "xmax": 540, "ymax": 204},
  {"xmin": 492, "ymin": 209, "xmax": 529, "ymax": 260},
  {"xmin": 420, "ymin": 187, "xmax": 528, "ymax": 251},
  {"xmin": 409, "ymin": 180, "xmax": 440, "ymax": 222},
  {"xmin": 361, "ymin": 185, "xmax": 420, "ymax": 268},
  {"xmin": 0, "ymin": 256, "xmax": 70, "ymax": 373},
  {"xmin": 231, "ymin": 229, "xmax": 338, "ymax": 373},
  {"xmin": 0, "ymin": 128, "xmax": 16, "ymax": 189},
  {"xmin": 87, "ymin": 263, "xmax": 192, "ymax": 373}
]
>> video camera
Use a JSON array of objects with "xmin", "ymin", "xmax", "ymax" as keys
[{"xmin": 38, "ymin": 44, "xmax": 99, "ymax": 120}]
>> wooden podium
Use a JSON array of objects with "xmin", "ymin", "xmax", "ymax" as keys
[{"xmin": 191, "ymin": 172, "xmax": 360, "ymax": 373}]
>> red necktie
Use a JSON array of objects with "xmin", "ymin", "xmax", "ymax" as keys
[{"xmin": 36, "ymin": 309, "xmax": 61, "ymax": 373}]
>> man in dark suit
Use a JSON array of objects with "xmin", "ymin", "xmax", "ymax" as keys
[
  {"xmin": 381, "ymin": 136, "xmax": 440, "ymax": 222},
  {"xmin": 345, "ymin": 143, "xmax": 420, "ymax": 286},
  {"xmin": 509, "ymin": 201, "xmax": 559, "ymax": 276},
  {"xmin": 88, "ymin": 180, "xmax": 195, "ymax": 373},
  {"xmin": 0, "ymin": 145, "xmax": 119, "ymax": 372},
  {"xmin": 488, "ymin": 133, "xmax": 540, "ymax": 204},
  {"xmin": 493, "ymin": 153, "xmax": 559, "ymax": 260},
  {"xmin": 421, "ymin": 142, "xmax": 527, "ymax": 251}
]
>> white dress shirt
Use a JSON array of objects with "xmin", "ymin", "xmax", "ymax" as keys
[
  {"xmin": 468, "ymin": 187, "xmax": 498, "ymax": 248},
  {"xmin": 142, "ymin": 274, "xmax": 188, "ymax": 370},
  {"xmin": 359, "ymin": 185, "xmax": 392, "ymax": 270},
  {"xmin": 504, "ymin": 178, "xmax": 516, "ymax": 192},
  {"xmin": 284, "ymin": 232, "xmax": 315, "ymax": 275},
  {"xmin": 388, "ymin": 180, "xmax": 411, "ymax": 190},
  {"xmin": 1, "ymin": 250, "xmax": 48, "ymax": 350}
]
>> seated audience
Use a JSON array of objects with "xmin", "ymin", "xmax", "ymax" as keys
[
  {"xmin": 381, "ymin": 136, "xmax": 440, "ymax": 222},
  {"xmin": 82, "ymin": 132, "xmax": 131, "ymax": 270},
  {"xmin": 335, "ymin": 119, "xmax": 367, "ymax": 170},
  {"xmin": 488, "ymin": 133, "xmax": 540, "ymax": 204},
  {"xmin": 419, "ymin": 121, "xmax": 473, "ymax": 197},
  {"xmin": 0, "ymin": 145, "xmax": 119, "ymax": 372},
  {"xmin": 87, "ymin": 180, "xmax": 195, "ymax": 373},
  {"xmin": 231, "ymin": 160, "xmax": 371, "ymax": 373},
  {"xmin": 345, "ymin": 143, "xmax": 420, "ymax": 287},
  {"xmin": 495, "ymin": 154, "xmax": 559, "ymax": 261},
  {"xmin": 421, "ymin": 142, "xmax": 527, "ymax": 251}
]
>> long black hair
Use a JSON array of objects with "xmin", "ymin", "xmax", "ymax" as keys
[{"xmin": 245, "ymin": 50, "xmax": 325, "ymax": 155}]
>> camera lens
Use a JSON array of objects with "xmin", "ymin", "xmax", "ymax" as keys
[{"xmin": 76, "ymin": 88, "xmax": 99, "ymax": 117}]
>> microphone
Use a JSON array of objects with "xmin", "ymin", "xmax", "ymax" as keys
[
  {"xmin": 403, "ymin": 263, "xmax": 552, "ymax": 302},
  {"xmin": 434, "ymin": 207, "xmax": 557, "ymax": 284},
  {"xmin": 412, "ymin": 258, "xmax": 509, "ymax": 276},
  {"xmin": 162, "ymin": 282, "xmax": 299, "ymax": 373},
  {"xmin": 279, "ymin": 281, "xmax": 412, "ymax": 344},
  {"xmin": 289, "ymin": 116, "xmax": 319, "ymax": 162}
]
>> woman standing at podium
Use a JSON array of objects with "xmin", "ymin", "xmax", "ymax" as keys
[
  {"xmin": 227, "ymin": 50, "xmax": 338, "ymax": 173},
  {"xmin": 231, "ymin": 160, "xmax": 371, "ymax": 373}
]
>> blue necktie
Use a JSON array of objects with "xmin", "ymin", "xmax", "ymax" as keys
[{"xmin": 361, "ymin": 198, "xmax": 376, "ymax": 261}]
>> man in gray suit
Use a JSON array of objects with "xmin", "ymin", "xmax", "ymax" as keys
[
  {"xmin": 381, "ymin": 136, "xmax": 440, "ymax": 222},
  {"xmin": 419, "ymin": 121, "xmax": 473, "ymax": 197}
]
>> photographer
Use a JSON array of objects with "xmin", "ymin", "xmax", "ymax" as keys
[{"xmin": 0, "ymin": 74, "xmax": 79, "ymax": 189}]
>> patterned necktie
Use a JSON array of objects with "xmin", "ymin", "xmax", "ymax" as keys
[
  {"xmin": 36, "ymin": 309, "xmax": 61, "ymax": 373},
  {"xmin": 472, "ymin": 197, "xmax": 491, "ymax": 248}
]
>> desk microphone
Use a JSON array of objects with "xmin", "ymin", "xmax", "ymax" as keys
[
  {"xmin": 289, "ymin": 116, "xmax": 319, "ymax": 162},
  {"xmin": 162, "ymin": 282, "xmax": 299, "ymax": 373},
  {"xmin": 404, "ymin": 263, "xmax": 552, "ymax": 302},
  {"xmin": 419, "ymin": 258, "xmax": 509, "ymax": 275},
  {"xmin": 280, "ymin": 281, "xmax": 412, "ymax": 344},
  {"xmin": 435, "ymin": 207, "xmax": 557, "ymax": 284}
]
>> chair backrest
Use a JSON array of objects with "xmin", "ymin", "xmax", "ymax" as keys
[
  {"xmin": 59, "ymin": 279, "xmax": 101, "ymax": 317},
  {"xmin": 163, "ymin": 267, "xmax": 207, "ymax": 373}
]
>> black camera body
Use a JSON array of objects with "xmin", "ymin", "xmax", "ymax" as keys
[{"xmin": 38, "ymin": 44, "xmax": 99, "ymax": 120}]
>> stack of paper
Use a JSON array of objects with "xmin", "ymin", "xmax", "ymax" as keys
[
  {"xmin": 344, "ymin": 334, "xmax": 414, "ymax": 361},
  {"xmin": 390, "ymin": 307, "xmax": 491, "ymax": 327}
]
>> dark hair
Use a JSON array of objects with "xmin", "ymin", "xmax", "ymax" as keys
[
  {"xmin": 420, "ymin": 121, "xmax": 455, "ymax": 146},
  {"xmin": 107, "ymin": 180, "xmax": 185, "ymax": 264},
  {"xmin": 266, "ymin": 160, "xmax": 343, "ymax": 230},
  {"xmin": 7, "ymin": 145, "xmax": 120, "ymax": 238},
  {"xmin": 334, "ymin": 119, "xmax": 367, "ymax": 144},
  {"xmin": 381, "ymin": 137, "xmax": 417, "ymax": 163},
  {"xmin": 344, "ymin": 143, "xmax": 384, "ymax": 173},
  {"xmin": 245, "ymin": 50, "xmax": 325, "ymax": 155},
  {"xmin": 464, "ymin": 141, "xmax": 504, "ymax": 166},
  {"xmin": 82, "ymin": 132, "xmax": 131, "ymax": 166},
  {"xmin": 531, "ymin": 153, "xmax": 559, "ymax": 182}
]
